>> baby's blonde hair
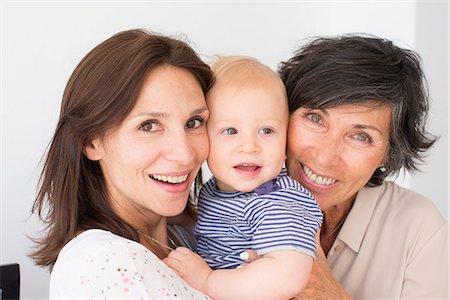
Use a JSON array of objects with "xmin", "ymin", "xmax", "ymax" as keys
[{"xmin": 209, "ymin": 55, "xmax": 287, "ymax": 99}]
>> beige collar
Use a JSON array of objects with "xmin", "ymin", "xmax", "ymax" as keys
[{"xmin": 337, "ymin": 183, "xmax": 385, "ymax": 253}]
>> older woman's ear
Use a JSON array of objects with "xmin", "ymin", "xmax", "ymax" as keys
[{"xmin": 83, "ymin": 137, "xmax": 104, "ymax": 161}]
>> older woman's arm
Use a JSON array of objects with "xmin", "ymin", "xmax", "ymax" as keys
[{"xmin": 401, "ymin": 223, "xmax": 448, "ymax": 298}]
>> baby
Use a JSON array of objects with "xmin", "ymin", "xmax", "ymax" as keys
[{"xmin": 165, "ymin": 56, "xmax": 322, "ymax": 299}]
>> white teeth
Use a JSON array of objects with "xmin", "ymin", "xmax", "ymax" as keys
[
  {"xmin": 150, "ymin": 174, "xmax": 188, "ymax": 184},
  {"xmin": 302, "ymin": 165, "xmax": 336, "ymax": 186},
  {"xmin": 241, "ymin": 163, "xmax": 253, "ymax": 167}
]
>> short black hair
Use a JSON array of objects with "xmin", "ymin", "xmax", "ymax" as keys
[{"xmin": 279, "ymin": 34, "xmax": 437, "ymax": 186}]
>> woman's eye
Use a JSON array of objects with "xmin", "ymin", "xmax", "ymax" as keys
[
  {"xmin": 186, "ymin": 117, "xmax": 204, "ymax": 129},
  {"xmin": 222, "ymin": 128, "xmax": 237, "ymax": 135},
  {"xmin": 258, "ymin": 127, "xmax": 273, "ymax": 134},
  {"xmin": 139, "ymin": 120, "xmax": 159, "ymax": 132},
  {"xmin": 306, "ymin": 113, "xmax": 321, "ymax": 123},
  {"xmin": 354, "ymin": 133, "xmax": 372, "ymax": 143}
]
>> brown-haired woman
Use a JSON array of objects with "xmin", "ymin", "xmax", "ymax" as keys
[{"xmin": 32, "ymin": 29, "xmax": 213, "ymax": 299}]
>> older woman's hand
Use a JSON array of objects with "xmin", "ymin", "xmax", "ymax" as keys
[
  {"xmin": 291, "ymin": 231, "xmax": 351, "ymax": 300},
  {"xmin": 241, "ymin": 231, "xmax": 351, "ymax": 299}
]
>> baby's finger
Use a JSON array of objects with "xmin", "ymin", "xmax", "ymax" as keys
[
  {"xmin": 163, "ymin": 257, "xmax": 181, "ymax": 273},
  {"xmin": 166, "ymin": 249, "xmax": 187, "ymax": 261},
  {"xmin": 173, "ymin": 246, "xmax": 192, "ymax": 254}
]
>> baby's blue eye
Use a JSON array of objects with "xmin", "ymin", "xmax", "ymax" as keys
[
  {"xmin": 222, "ymin": 128, "xmax": 238, "ymax": 135},
  {"xmin": 258, "ymin": 128, "xmax": 273, "ymax": 134}
]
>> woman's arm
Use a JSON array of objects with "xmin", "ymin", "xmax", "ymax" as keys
[
  {"xmin": 401, "ymin": 223, "xmax": 448, "ymax": 298},
  {"xmin": 165, "ymin": 247, "xmax": 313, "ymax": 300}
]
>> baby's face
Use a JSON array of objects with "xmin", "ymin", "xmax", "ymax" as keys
[{"xmin": 206, "ymin": 81, "xmax": 288, "ymax": 192}]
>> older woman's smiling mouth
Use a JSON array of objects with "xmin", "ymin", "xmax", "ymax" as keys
[{"xmin": 302, "ymin": 165, "xmax": 337, "ymax": 186}]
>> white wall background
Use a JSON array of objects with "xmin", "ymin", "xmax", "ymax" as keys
[{"xmin": 1, "ymin": 1, "xmax": 448, "ymax": 299}]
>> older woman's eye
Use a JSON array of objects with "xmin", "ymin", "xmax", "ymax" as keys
[
  {"xmin": 186, "ymin": 117, "xmax": 204, "ymax": 129},
  {"xmin": 139, "ymin": 120, "xmax": 160, "ymax": 132},
  {"xmin": 306, "ymin": 113, "xmax": 321, "ymax": 123},
  {"xmin": 258, "ymin": 127, "xmax": 273, "ymax": 134},
  {"xmin": 355, "ymin": 133, "xmax": 372, "ymax": 143},
  {"xmin": 222, "ymin": 128, "xmax": 238, "ymax": 135}
]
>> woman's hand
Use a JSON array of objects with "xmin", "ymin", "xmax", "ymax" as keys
[{"xmin": 291, "ymin": 231, "xmax": 351, "ymax": 300}]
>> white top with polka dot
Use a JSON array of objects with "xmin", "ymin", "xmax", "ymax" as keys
[{"xmin": 50, "ymin": 229, "xmax": 209, "ymax": 300}]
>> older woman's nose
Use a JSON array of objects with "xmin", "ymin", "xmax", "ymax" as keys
[{"xmin": 313, "ymin": 136, "xmax": 342, "ymax": 167}]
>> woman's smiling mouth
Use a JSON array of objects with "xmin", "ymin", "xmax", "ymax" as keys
[
  {"xmin": 149, "ymin": 174, "xmax": 189, "ymax": 184},
  {"xmin": 302, "ymin": 165, "xmax": 337, "ymax": 186}
]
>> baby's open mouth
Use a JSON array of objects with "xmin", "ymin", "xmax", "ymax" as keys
[{"xmin": 233, "ymin": 163, "xmax": 261, "ymax": 172}]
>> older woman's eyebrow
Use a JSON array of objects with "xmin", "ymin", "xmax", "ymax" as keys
[{"xmin": 353, "ymin": 124, "xmax": 384, "ymax": 135}]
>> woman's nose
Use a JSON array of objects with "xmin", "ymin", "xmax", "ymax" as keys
[
  {"xmin": 164, "ymin": 132, "xmax": 196, "ymax": 164},
  {"xmin": 312, "ymin": 135, "xmax": 342, "ymax": 167}
]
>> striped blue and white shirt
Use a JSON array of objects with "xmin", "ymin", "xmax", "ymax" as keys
[{"xmin": 195, "ymin": 168, "xmax": 323, "ymax": 269}]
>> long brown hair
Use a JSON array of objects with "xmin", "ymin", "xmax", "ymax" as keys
[{"xmin": 31, "ymin": 29, "xmax": 213, "ymax": 267}]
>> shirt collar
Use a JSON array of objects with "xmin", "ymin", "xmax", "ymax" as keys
[
  {"xmin": 338, "ymin": 184, "xmax": 383, "ymax": 253},
  {"xmin": 206, "ymin": 168, "xmax": 287, "ymax": 198}
]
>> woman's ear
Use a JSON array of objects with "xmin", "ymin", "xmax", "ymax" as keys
[{"xmin": 83, "ymin": 137, "xmax": 104, "ymax": 161}]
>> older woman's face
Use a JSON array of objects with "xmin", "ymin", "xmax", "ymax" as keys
[
  {"xmin": 86, "ymin": 66, "xmax": 209, "ymax": 224},
  {"xmin": 286, "ymin": 103, "xmax": 391, "ymax": 211}
]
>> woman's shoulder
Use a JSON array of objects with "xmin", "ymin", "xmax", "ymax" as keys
[
  {"xmin": 359, "ymin": 181, "xmax": 446, "ymax": 229},
  {"xmin": 57, "ymin": 229, "xmax": 131, "ymax": 257},
  {"xmin": 369, "ymin": 181, "xmax": 439, "ymax": 209},
  {"xmin": 51, "ymin": 229, "xmax": 209, "ymax": 299},
  {"xmin": 50, "ymin": 229, "xmax": 132, "ymax": 296},
  {"xmin": 52, "ymin": 229, "xmax": 139, "ymax": 272},
  {"xmin": 348, "ymin": 182, "xmax": 447, "ymax": 263}
]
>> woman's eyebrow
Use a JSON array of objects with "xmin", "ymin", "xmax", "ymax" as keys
[
  {"xmin": 353, "ymin": 124, "xmax": 383, "ymax": 135},
  {"xmin": 134, "ymin": 112, "xmax": 169, "ymax": 118},
  {"xmin": 191, "ymin": 106, "xmax": 208, "ymax": 115},
  {"xmin": 132, "ymin": 106, "xmax": 208, "ymax": 118}
]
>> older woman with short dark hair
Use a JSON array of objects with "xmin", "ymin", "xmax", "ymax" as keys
[{"xmin": 280, "ymin": 34, "xmax": 448, "ymax": 299}]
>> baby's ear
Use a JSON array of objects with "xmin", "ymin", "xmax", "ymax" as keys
[{"xmin": 83, "ymin": 137, "xmax": 105, "ymax": 161}]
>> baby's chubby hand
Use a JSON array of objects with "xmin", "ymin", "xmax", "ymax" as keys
[{"xmin": 163, "ymin": 247, "xmax": 212, "ymax": 293}]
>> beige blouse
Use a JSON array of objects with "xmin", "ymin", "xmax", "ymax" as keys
[{"xmin": 328, "ymin": 181, "xmax": 448, "ymax": 300}]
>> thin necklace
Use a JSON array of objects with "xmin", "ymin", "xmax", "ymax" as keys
[
  {"xmin": 137, "ymin": 229, "xmax": 177, "ymax": 251},
  {"xmin": 322, "ymin": 216, "xmax": 346, "ymax": 240}
]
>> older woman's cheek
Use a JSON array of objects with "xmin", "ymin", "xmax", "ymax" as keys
[{"xmin": 286, "ymin": 117, "xmax": 306, "ymax": 181}]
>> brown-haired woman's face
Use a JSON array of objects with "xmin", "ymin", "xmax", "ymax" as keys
[
  {"xmin": 85, "ymin": 65, "xmax": 209, "ymax": 225},
  {"xmin": 286, "ymin": 103, "xmax": 391, "ymax": 211}
]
